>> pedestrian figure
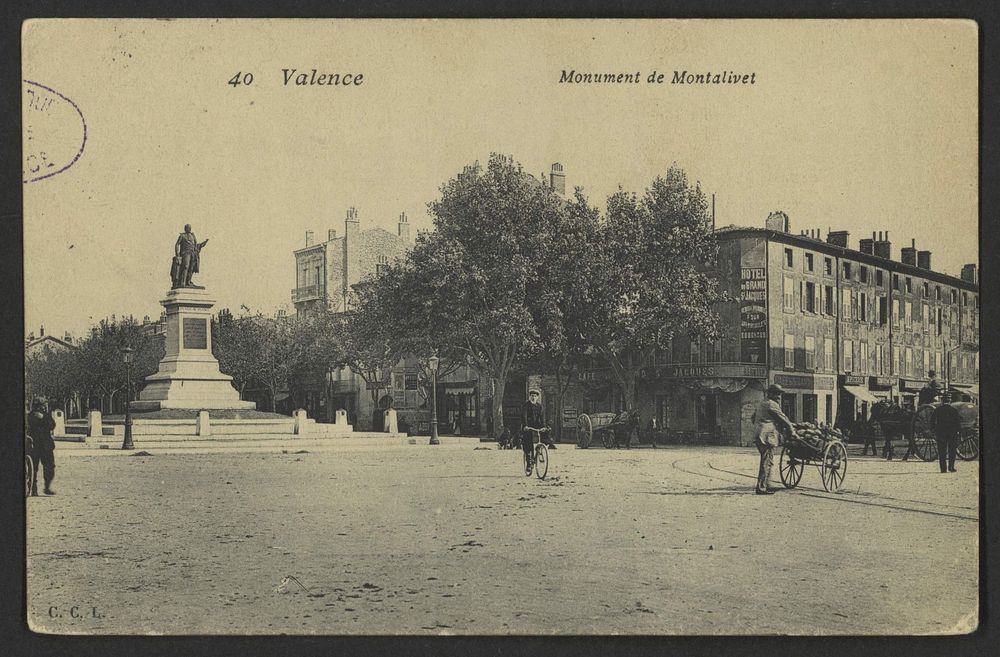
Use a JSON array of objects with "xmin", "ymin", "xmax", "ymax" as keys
[
  {"xmin": 931, "ymin": 395, "xmax": 962, "ymax": 474},
  {"xmin": 905, "ymin": 370, "xmax": 943, "ymax": 461},
  {"xmin": 861, "ymin": 417, "xmax": 881, "ymax": 457},
  {"xmin": 752, "ymin": 384, "xmax": 795, "ymax": 495},
  {"xmin": 521, "ymin": 388, "xmax": 550, "ymax": 473},
  {"xmin": 26, "ymin": 398, "xmax": 56, "ymax": 496}
]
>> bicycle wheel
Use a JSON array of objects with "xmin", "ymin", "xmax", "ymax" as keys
[
  {"xmin": 535, "ymin": 444, "xmax": 549, "ymax": 479},
  {"xmin": 523, "ymin": 449, "xmax": 533, "ymax": 476}
]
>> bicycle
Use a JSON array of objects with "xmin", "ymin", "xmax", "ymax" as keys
[{"xmin": 522, "ymin": 427, "xmax": 551, "ymax": 480}]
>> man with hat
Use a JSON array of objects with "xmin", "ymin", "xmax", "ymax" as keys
[
  {"xmin": 521, "ymin": 387, "xmax": 551, "ymax": 473},
  {"xmin": 752, "ymin": 384, "xmax": 795, "ymax": 495},
  {"xmin": 26, "ymin": 398, "xmax": 57, "ymax": 496}
]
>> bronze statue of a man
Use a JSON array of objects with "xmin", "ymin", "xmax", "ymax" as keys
[{"xmin": 171, "ymin": 224, "xmax": 209, "ymax": 289}]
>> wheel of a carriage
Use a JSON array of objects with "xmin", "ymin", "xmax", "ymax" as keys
[
  {"xmin": 601, "ymin": 429, "xmax": 615, "ymax": 449},
  {"xmin": 957, "ymin": 430, "xmax": 979, "ymax": 461},
  {"xmin": 25, "ymin": 455, "xmax": 34, "ymax": 498},
  {"xmin": 820, "ymin": 441, "xmax": 847, "ymax": 492},
  {"xmin": 778, "ymin": 446, "xmax": 803, "ymax": 489},
  {"xmin": 911, "ymin": 405, "xmax": 938, "ymax": 462},
  {"xmin": 577, "ymin": 414, "xmax": 593, "ymax": 449}
]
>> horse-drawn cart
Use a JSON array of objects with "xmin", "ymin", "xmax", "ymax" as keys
[
  {"xmin": 576, "ymin": 410, "xmax": 640, "ymax": 449},
  {"xmin": 778, "ymin": 423, "xmax": 848, "ymax": 492},
  {"xmin": 875, "ymin": 400, "xmax": 979, "ymax": 462}
]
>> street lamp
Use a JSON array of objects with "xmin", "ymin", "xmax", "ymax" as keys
[
  {"xmin": 121, "ymin": 346, "xmax": 135, "ymax": 450},
  {"xmin": 428, "ymin": 353, "xmax": 440, "ymax": 445}
]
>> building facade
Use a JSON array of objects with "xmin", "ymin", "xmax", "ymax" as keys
[{"xmin": 568, "ymin": 212, "xmax": 979, "ymax": 446}]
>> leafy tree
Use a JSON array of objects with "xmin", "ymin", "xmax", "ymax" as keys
[
  {"xmin": 214, "ymin": 308, "xmax": 268, "ymax": 399},
  {"xmin": 581, "ymin": 166, "xmax": 724, "ymax": 409}
]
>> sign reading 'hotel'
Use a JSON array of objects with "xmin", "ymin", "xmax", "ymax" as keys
[{"xmin": 740, "ymin": 266, "xmax": 768, "ymax": 363}]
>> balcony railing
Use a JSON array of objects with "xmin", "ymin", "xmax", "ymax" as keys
[{"xmin": 291, "ymin": 285, "xmax": 325, "ymax": 303}]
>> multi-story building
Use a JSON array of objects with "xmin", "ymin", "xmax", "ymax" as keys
[{"xmin": 560, "ymin": 211, "xmax": 979, "ymax": 446}]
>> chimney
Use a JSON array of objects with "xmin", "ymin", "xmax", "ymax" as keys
[
  {"xmin": 549, "ymin": 163, "xmax": 566, "ymax": 195},
  {"xmin": 40, "ymin": 325, "xmax": 45, "ymax": 337},
  {"xmin": 397, "ymin": 212, "xmax": 411, "ymax": 243},
  {"xmin": 826, "ymin": 230, "xmax": 849, "ymax": 248},
  {"xmin": 63, "ymin": 332, "xmax": 72, "ymax": 344},
  {"xmin": 901, "ymin": 238, "xmax": 917, "ymax": 266},
  {"xmin": 328, "ymin": 229, "xmax": 337, "ymax": 241},
  {"xmin": 873, "ymin": 231, "xmax": 891, "ymax": 259},
  {"xmin": 305, "ymin": 230, "xmax": 314, "ymax": 247},
  {"xmin": 765, "ymin": 211, "xmax": 790, "ymax": 232},
  {"xmin": 917, "ymin": 250, "xmax": 932, "ymax": 270},
  {"xmin": 859, "ymin": 232, "xmax": 875, "ymax": 255},
  {"xmin": 961, "ymin": 264, "xmax": 978, "ymax": 284}
]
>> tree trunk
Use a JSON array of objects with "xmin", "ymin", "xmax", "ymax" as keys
[{"xmin": 491, "ymin": 376, "xmax": 506, "ymax": 440}]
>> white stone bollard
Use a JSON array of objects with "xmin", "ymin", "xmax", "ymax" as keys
[
  {"xmin": 294, "ymin": 408, "xmax": 309, "ymax": 435},
  {"xmin": 335, "ymin": 409, "xmax": 348, "ymax": 428},
  {"xmin": 88, "ymin": 410, "xmax": 103, "ymax": 439},
  {"xmin": 197, "ymin": 410, "xmax": 211, "ymax": 436},
  {"xmin": 384, "ymin": 408, "xmax": 398, "ymax": 434},
  {"xmin": 52, "ymin": 409, "xmax": 66, "ymax": 436}
]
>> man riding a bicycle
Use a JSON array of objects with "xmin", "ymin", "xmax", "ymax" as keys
[{"xmin": 522, "ymin": 387, "xmax": 553, "ymax": 473}]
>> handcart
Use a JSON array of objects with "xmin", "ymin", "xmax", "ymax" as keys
[{"xmin": 778, "ymin": 423, "xmax": 848, "ymax": 492}]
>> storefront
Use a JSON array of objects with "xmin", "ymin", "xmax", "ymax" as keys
[
  {"xmin": 838, "ymin": 374, "xmax": 879, "ymax": 428},
  {"xmin": 642, "ymin": 363, "xmax": 767, "ymax": 446},
  {"xmin": 868, "ymin": 376, "xmax": 895, "ymax": 402},
  {"xmin": 771, "ymin": 372, "xmax": 836, "ymax": 427}
]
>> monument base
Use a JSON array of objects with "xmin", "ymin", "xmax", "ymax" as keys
[{"xmin": 136, "ymin": 287, "xmax": 258, "ymax": 412}]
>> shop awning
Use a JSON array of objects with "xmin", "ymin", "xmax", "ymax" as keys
[
  {"xmin": 951, "ymin": 383, "xmax": 979, "ymax": 397},
  {"xmin": 843, "ymin": 385, "xmax": 879, "ymax": 404}
]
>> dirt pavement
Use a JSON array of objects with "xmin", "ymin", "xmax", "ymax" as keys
[{"xmin": 26, "ymin": 443, "xmax": 978, "ymax": 635}]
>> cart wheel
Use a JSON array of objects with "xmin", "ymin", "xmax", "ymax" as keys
[
  {"xmin": 778, "ymin": 446, "xmax": 803, "ymax": 489},
  {"xmin": 821, "ymin": 441, "xmax": 847, "ymax": 492},
  {"xmin": 957, "ymin": 429, "xmax": 979, "ymax": 461},
  {"xmin": 577, "ymin": 414, "xmax": 593, "ymax": 449},
  {"xmin": 602, "ymin": 429, "xmax": 615, "ymax": 449},
  {"xmin": 912, "ymin": 405, "xmax": 937, "ymax": 462},
  {"xmin": 25, "ymin": 455, "xmax": 34, "ymax": 498}
]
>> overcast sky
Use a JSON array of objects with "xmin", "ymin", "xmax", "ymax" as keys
[{"xmin": 23, "ymin": 19, "xmax": 978, "ymax": 339}]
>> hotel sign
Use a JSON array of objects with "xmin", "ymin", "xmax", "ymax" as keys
[{"xmin": 740, "ymin": 266, "xmax": 768, "ymax": 364}]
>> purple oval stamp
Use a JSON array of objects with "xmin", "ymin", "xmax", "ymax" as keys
[{"xmin": 23, "ymin": 80, "xmax": 87, "ymax": 183}]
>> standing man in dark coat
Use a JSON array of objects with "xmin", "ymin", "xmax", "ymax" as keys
[
  {"xmin": 752, "ymin": 384, "xmax": 795, "ymax": 495},
  {"xmin": 26, "ymin": 398, "xmax": 56, "ymax": 496},
  {"xmin": 932, "ymin": 395, "xmax": 962, "ymax": 473}
]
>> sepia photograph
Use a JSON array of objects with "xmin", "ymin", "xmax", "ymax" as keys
[{"xmin": 21, "ymin": 18, "xmax": 980, "ymax": 635}]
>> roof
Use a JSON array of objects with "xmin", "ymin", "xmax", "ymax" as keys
[
  {"xmin": 714, "ymin": 225, "xmax": 979, "ymax": 292},
  {"xmin": 25, "ymin": 334, "xmax": 76, "ymax": 352}
]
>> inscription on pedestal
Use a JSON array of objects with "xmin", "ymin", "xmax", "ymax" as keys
[{"xmin": 182, "ymin": 318, "xmax": 208, "ymax": 349}]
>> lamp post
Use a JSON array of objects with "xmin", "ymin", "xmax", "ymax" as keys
[
  {"xmin": 428, "ymin": 353, "xmax": 440, "ymax": 445},
  {"xmin": 121, "ymin": 346, "xmax": 135, "ymax": 450}
]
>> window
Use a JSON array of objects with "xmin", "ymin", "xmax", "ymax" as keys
[
  {"xmin": 875, "ymin": 344, "xmax": 885, "ymax": 375},
  {"xmin": 876, "ymin": 270, "xmax": 884, "ymax": 286},
  {"xmin": 951, "ymin": 289, "xmax": 957, "ymax": 304},
  {"xmin": 937, "ymin": 307, "xmax": 944, "ymax": 335},
  {"xmin": 935, "ymin": 351, "xmax": 942, "ymax": 374},
  {"xmin": 824, "ymin": 338, "xmax": 834, "ymax": 371},
  {"xmin": 375, "ymin": 254, "xmax": 389, "ymax": 275},
  {"xmin": 860, "ymin": 342, "xmax": 869, "ymax": 374},
  {"xmin": 784, "ymin": 248, "xmax": 793, "ymax": 268},
  {"xmin": 923, "ymin": 350, "xmax": 930, "ymax": 377},
  {"xmin": 905, "ymin": 347, "xmax": 913, "ymax": 377},
  {"xmin": 859, "ymin": 266, "xmax": 868, "ymax": 284},
  {"xmin": 805, "ymin": 336, "xmax": 816, "ymax": 370},
  {"xmin": 690, "ymin": 340, "xmax": 701, "ymax": 364},
  {"xmin": 804, "ymin": 282, "xmax": 816, "ymax": 313},
  {"xmin": 842, "ymin": 289, "xmax": 852, "ymax": 320},
  {"xmin": 879, "ymin": 296, "xmax": 888, "ymax": 326},
  {"xmin": 859, "ymin": 292, "xmax": 868, "ymax": 323},
  {"xmin": 805, "ymin": 253, "xmax": 814, "ymax": 272},
  {"xmin": 708, "ymin": 339, "xmax": 722, "ymax": 362},
  {"xmin": 923, "ymin": 282, "xmax": 929, "ymax": 297},
  {"xmin": 893, "ymin": 274, "xmax": 899, "ymax": 290},
  {"xmin": 784, "ymin": 334, "xmax": 795, "ymax": 369},
  {"xmin": 962, "ymin": 292, "xmax": 968, "ymax": 306},
  {"xmin": 825, "ymin": 395, "xmax": 833, "ymax": 425},
  {"xmin": 892, "ymin": 346, "xmax": 901, "ymax": 375},
  {"xmin": 935, "ymin": 286, "xmax": 941, "ymax": 300},
  {"xmin": 824, "ymin": 258, "xmax": 833, "ymax": 275},
  {"xmin": 843, "ymin": 339, "xmax": 854, "ymax": 372},
  {"xmin": 905, "ymin": 301, "xmax": 912, "ymax": 327},
  {"xmin": 802, "ymin": 395, "xmax": 818, "ymax": 423},
  {"xmin": 824, "ymin": 285, "xmax": 835, "ymax": 315},
  {"xmin": 905, "ymin": 277, "xmax": 912, "ymax": 293},
  {"xmin": 783, "ymin": 276, "xmax": 795, "ymax": 312},
  {"xmin": 843, "ymin": 262, "xmax": 852, "ymax": 280}
]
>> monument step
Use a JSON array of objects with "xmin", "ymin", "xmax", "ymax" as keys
[{"xmin": 54, "ymin": 434, "xmax": 482, "ymax": 455}]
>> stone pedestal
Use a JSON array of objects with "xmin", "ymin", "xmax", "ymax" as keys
[{"xmin": 134, "ymin": 288, "xmax": 255, "ymax": 411}]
